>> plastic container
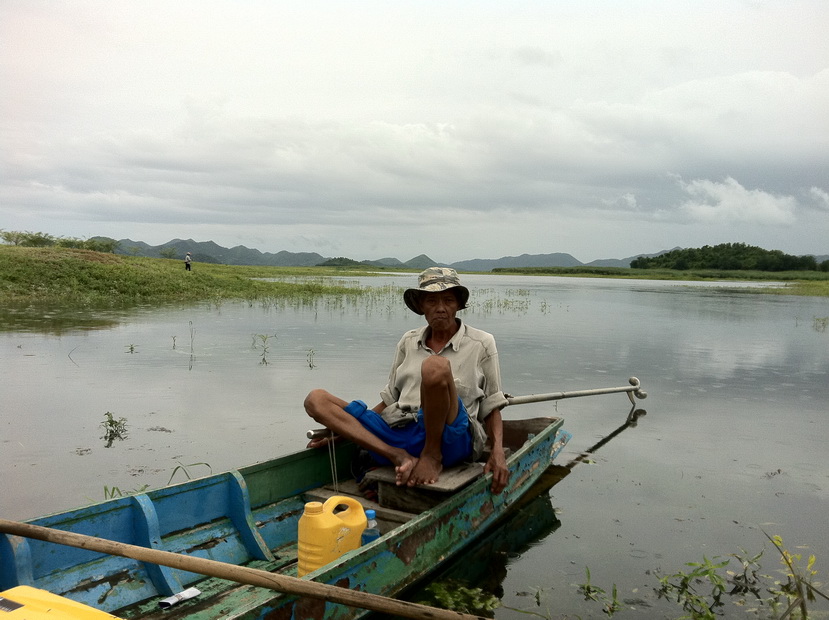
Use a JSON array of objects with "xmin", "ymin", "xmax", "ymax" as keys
[
  {"xmin": 361, "ymin": 509, "xmax": 381, "ymax": 545},
  {"xmin": 297, "ymin": 496, "xmax": 366, "ymax": 576},
  {"xmin": 0, "ymin": 586, "xmax": 119, "ymax": 619}
]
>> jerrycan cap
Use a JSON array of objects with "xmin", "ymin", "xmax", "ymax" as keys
[{"xmin": 303, "ymin": 501, "xmax": 324, "ymax": 515}]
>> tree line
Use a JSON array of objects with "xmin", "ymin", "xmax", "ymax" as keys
[
  {"xmin": 630, "ymin": 243, "xmax": 829, "ymax": 272},
  {"xmin": 1, "ymin": 230, "xmax": 118, "ymax": 253}
]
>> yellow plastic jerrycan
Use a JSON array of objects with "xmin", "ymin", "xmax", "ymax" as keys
[{"xmin": 297, "ymin": 495, "xmax": 367, "ymax": 576}]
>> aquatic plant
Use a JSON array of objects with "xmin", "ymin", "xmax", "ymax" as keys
[
  {"xmin": 188, "ymin": 321, "xmax": 195, "ymax": 353},
  {"xmin": 765, "ymin": 533, "xmax": 826, "ymax": 619},
  {"xmin": 100, "ymin": 412, "xmax": 128, "ymax": 448},
  {"xmin": 577, "ymin": 567, "xmax": 621, "ymax": 616},
  {"xmin": 252, "ymin": 333, "xmax": 277, "ymax": 365},
  {"xmin": 495, "ymin": 535, "xmax": 827, "ymax": 619},
  {"xmin": 416, "ymin": 579, "xmax": 500, "ymax": 616},
  {"xmin": 307, "ymin": 348, "xmax": 316, "ymax": 369},
  {"xmin": 103, "ymin": 484, "xmax": 149, "ymax": 499},
  {"xmin": 654, "ymin": 535, "xmax": 828, "ymax": 619},
  {"xmin": 167, "ymin": 461, "xmax": 212, "ymax": 485},
  {"xmin": 656, "ymin": 555, "xmax": 730, "ymax": 619}
]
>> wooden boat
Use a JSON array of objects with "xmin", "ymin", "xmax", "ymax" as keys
[{"xmin": 0, "ymin": 416, "xmax": 570, "ymax": 620}]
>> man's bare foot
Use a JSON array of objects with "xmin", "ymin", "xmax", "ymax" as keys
[
  {"xmin": 407, "ymin": 454, "xmax": 443, "ymax": 487},
  {"xmin": 393, "ymin": 454, "xmax": 418, "ymax": 486}
]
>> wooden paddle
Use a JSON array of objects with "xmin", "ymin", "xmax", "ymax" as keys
[{"xmin": 0, "ymin": 519, "xmax": 483, "ymax": 620}]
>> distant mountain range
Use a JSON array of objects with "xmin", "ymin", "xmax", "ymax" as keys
[{"xmin": 109, "ymin": 238, "xmax": 828, "ymax": 271}]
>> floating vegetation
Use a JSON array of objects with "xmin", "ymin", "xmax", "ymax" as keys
[
  {"xmin": 814, "ymin": 316, "xmax": 828, "ymax": 332},
  {"xmin": 416, "ymin": 579, "xmax": 500, "ymax": 616},
  {"xmin": 100, "ymin": 412, "xmax": 128, "ymax": 448},
  {"xmin": 307, "ymin": 348, "xmax": 316, "ymax": 369},
  {"xmin": 124, "ymin": 343, "xmax": 138, "ymax": 354}
]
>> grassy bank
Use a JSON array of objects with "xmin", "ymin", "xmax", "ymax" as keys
[
  {"xmin": 492, "ymin": 266, "xmax": 829, "ymax": 296},
  {"xmin": 3, "ymin": 246, "xmax": 828, "ymax": 306},
  {"xmin": 0, "ymin": 246, "xmax": 367, "ymax": 305}
]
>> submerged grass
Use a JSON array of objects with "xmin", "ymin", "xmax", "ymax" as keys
[{"xmin": 0, "ymin": 246, "xmax": 367, "ymax": 306}]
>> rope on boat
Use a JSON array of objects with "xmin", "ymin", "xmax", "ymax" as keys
[{"xmin": 328, "ymin": 431, "xmax": 339, "ymax": 492}]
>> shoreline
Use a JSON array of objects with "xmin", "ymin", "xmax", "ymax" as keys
[{"xmin": 2, "ymin": 246, "xmax": 828, "ymax": 306}]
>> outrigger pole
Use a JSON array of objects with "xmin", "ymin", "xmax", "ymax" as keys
[
  {"xmin": 505, "ymin": 376, "xmax": 647, "ymax": 407},
  {"xmin": 307, "ymin": 378, "xmax": 647, "ymax": 440}
]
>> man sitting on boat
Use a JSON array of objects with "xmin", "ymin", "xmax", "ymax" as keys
[{"xmin": 304, "ymin": 267, "xmax": 510, "ymax": 493}]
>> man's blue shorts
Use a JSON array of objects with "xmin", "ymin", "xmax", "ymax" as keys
[{"xmin": 343, "ymin": 399, "xmax": 473, "ymax": 467}]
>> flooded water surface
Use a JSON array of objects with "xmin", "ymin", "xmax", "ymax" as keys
[{"xmin": 2, "ymin": 274, "xmax": 828, "ymax": 617}]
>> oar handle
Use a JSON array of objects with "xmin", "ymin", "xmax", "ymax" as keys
[
  {"xmin": 0, "ymin": 519, "xmax": 483, "ymax": 620},
  {"xmin": 505, "ymin": 377, "xmax": 647, "ymax": 407}
]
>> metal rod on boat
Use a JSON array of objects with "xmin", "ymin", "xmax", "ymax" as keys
[
  {"xmin": 505, "ymin": 376, "xmax": 647, "ymax": 407},
  {"xmin": 306, "ymin": 378, "xmax": 647, "ymax": 439},
  {"xmin": 0, "ymin": 519, "xmax": 485, "ymax": 620}
]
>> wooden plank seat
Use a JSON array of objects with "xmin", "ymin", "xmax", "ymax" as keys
[{"xmin": 362, "ymin": 462, "xmax": 485, "ymax": 512}]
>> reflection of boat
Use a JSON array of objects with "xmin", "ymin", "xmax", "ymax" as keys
[
  {"xmin": 1, "ymin": 417, "xmax": 570, "ymax": 620},
  {"xmin": 412, "ymin": 479, "xmax": 562, "ymax": 607},
  {"xmin": 401, "ymin": 406, "xmax": 647, "ymax": 614}
]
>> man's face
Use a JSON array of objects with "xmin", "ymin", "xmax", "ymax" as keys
[{"xmin": 420, "ymin": 290, "xmax": 459, "ymax": 331}]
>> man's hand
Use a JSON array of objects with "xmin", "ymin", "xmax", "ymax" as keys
[{"xmin": 484, "ymin": 447, "xmax": 509, "ymax": 494}]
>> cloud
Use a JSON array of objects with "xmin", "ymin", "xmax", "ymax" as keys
[
  {"xmin": 674, "ymin": 176, "xmax": 797, "ymax": 225},
  {"xmin": 810, "ymin": 187, "xmax": 829, "ymax": 211},
  {"xmin": 510, "ymin": 46, "xmax": 563, "ymax": 69},
  {"xmin": 1, "ymin": 1, "xmax": 828, "ymax": 262}
]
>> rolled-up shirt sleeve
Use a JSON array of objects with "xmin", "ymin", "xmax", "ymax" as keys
[{"xmin": 478, "ymin": 345, "xmax": 508, "ymax": 419}]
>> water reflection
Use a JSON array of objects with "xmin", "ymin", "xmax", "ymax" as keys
[
  {"xmin": 0, "ymin": 303, "xmax": 125, "ymax": 334},
  {"xmin": 399, "ymin": 406, "xmax": 647, "ymax": 617},
  {"xmin": 403, "ymin": 481, "xmax": 562, "ymax": 618}
]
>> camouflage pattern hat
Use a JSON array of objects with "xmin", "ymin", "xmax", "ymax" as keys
[{"xmin": 404, "ymin": 267, "xmax": 470, "ymax": 315}]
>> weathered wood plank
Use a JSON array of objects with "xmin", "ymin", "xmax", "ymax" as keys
[{"xmin": 364, "ymin": 462, "xmax": 484, "ymax": 493}]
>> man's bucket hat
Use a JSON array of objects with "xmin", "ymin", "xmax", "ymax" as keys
[{"xmin": 404, "ymin": 267, "xmax": 469, "ymax": 315}]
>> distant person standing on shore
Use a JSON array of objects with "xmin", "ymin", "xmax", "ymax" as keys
[{"xmin": 184, "ymin": 252, "xmax": 192, "ymax": 271}]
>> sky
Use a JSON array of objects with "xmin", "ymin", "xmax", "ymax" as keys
[{"xmin": 2, "ymin": 1, "xmax": 828, "ymax": 264}]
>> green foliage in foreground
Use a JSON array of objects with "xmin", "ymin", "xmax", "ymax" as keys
[
  {"xmin": 423, "ymin": 535, "xmax": 827, "ymax": 619},
  {"xmin": 653, "ymin": 534, "xmax": 827, "ymax": 619},
  {"xmin": 0, "ymin": 246, "xmax": 365, "ymax": 305}
]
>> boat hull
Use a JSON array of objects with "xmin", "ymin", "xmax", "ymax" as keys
[{"xmin": 1, "ymin": 417, "xmax": 570, "ymax": 620}]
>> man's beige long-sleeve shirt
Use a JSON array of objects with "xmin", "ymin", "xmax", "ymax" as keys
[{"xmin": 378, "ymin": 319, "xmax": 508, "ymax": 459}]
